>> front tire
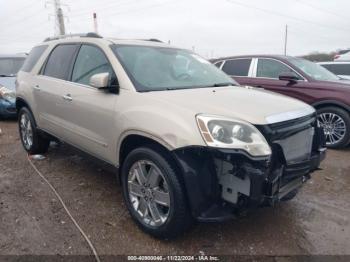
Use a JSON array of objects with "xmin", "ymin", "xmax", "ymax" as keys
[
  {"xmin": 18, "ymin": 107, "xmax": 50, "ymax": 154},
  {"xmin": 280, "ymin": 189, "xmax": 298, "ymax": 202},
  {"xmin": 317, "ymin": 106, "xmax": 350, "ymax": 149},
  {"xmin": 121, "ymin": 146, "xmax": 193, "ymax": 238}
]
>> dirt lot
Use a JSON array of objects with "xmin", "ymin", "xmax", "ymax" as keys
[{"xmin": 1, "ymin": 119, "xmax": 350, "ymax": 258}]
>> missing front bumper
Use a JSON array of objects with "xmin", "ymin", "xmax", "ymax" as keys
[{"xmin": 172, "ymin": 146, "xmax": 326, "ymax": 222}]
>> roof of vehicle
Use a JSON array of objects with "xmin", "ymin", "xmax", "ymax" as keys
[
  {"xmin": 42, "ymin": 32, "xmax": 178, "ymax": 49},
  {"xmin": 318, "ymin": 61, "xmax": 350, "ymax": 65},
  {"xmin": 0, "ymin": 53, "xmax": 27, "ymax": 58},
  {"xmin": 210, "ymin": 54, "xmax": 297, "ymax": 63}
]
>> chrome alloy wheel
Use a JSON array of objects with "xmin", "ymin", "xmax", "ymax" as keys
[
  {"xmin": 128, "ymin": 160, "xmax": 171, "ymax": 227},
  {"xmin": 318, "ymin": 112, "xmax": 346, "ymax": 146},
  {"xmin": 20, "ymin": 113, "xmax": 33, "ymax": 150}
]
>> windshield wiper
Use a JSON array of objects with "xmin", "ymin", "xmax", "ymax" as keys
[{"xmin": 210, "ymin": 82, "xmax": 235, "ymax": 87}]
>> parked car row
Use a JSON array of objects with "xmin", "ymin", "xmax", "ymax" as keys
[
  {"xmin": 212, "ymin": 55, "xmax": 350, "ymax": 149},
  {"xmin": 13, "ymin": 33, "xmax": 326, "ymax": 238},
  {"xmin": 0, "ymin": 54, "xmax": 26, "ymax": 118}
]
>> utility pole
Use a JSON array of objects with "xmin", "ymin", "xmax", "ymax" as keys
[
  {"xmin": 284, "ymin": 24, "xmax": 288, "ymax": 55},
  {"xmin": 57, "ymin": 7, "xmax": 65, "ymax": 35},
  {"xmin": 93, "ymin": 13, "xmax": 98, "ymax": 34},
  {"xmin": 54, "ymin": 0, "xmax": 65, "ymax": 35}
]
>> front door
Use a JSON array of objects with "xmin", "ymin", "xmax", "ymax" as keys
[
  {"xmin": 60, "ymin": 44, "xmax": 119, "ymax": 163},
  {"xmin": 250, "ymin": 58, "xmax": 315, "ymax": 104}
]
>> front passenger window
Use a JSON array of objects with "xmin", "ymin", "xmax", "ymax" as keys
[
  {"xmin": 72, "ymin": 45, "xmax": 117, "ymax": 86},
  {"xmin": 257, "ymin": 58, "xmax": 298, "ymax": 79}
]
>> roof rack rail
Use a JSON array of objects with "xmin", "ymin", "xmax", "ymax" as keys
[{"xmin": 44, "ymin": 32, "xmax": 102, "ymax": 42}]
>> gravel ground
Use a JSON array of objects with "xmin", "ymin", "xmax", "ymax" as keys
[{"xmin": 0, "ymin": 120, "xmax": 349, "ymax": 259}]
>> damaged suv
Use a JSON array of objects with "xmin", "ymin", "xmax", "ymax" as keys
[{"xmin": 16, "ymin": 33, "xmax": 326, "ymax": 238}]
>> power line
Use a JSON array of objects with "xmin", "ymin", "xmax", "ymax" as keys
[
  {"xmin": 294, "ymin": 0, "xmax": 349, "ymax": 21},
  {"xmin": 0, "ymin": 5, "xmax": 46, "ymax": 28},
  {"xmin": 68, "ymin": 0, "xmax": 140, "ymax": 17},
  {"xmin": 69, "ymin": 0, "xmax": 171, "ymax": 21},
  {"xmin": 1, "ymin": 0, "xmax": 39, "ymax": 18},
  {"xmin": 225, "ymin": 0, "xmax": 350, "ymax": 33},
  {"xmin": 68, "ymin": 0, "xmax": 174, "ymax": 22}
]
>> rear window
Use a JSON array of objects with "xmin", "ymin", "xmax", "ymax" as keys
[
  {"xmin": 43, "ymin": 44, "xmax": 79, "ymax": 80},
  {"xmin": 222, "ymin": 59, "xmax": 252, "ymax": 76},
  {"xmin": 21, "ymin": 45, "xmax": 48, "ymax": 72},
  {"xmin": 321, "ymin": 64, "xmax": 350, "ymax": 76}
]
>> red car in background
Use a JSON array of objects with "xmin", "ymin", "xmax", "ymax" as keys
[{"xmin": 212, "ymin": 55, "xmax": 350, "ymax": 149}]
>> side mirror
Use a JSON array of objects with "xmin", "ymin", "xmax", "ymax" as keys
[
  {"xmin": 279, "ymin": 72, "xmax": 299, "ymax": 82},
  {"xmin": 90, "ymin": 72, "xmax": 110, "ymax": 89}
]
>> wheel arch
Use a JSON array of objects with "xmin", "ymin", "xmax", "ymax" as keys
[
  {"xmin": 117, "ymin": 133, "xmax": 191, "ymax": 206},
  {"xmin": 16, "ymin": 97, "xmax": 37, "ymax": 125},
  {"xmin": 312, "ymin": 100, "xmax": 350, "ymax": 113}
]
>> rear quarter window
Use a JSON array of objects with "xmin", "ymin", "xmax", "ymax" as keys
[
  {"xmin": 214, "ymin": 61, "xmax": 223, "ymax": 68},
  {"xmin": 222, "ymin": 59, "xmax": 252, "ymax": 76},
  {"xmin": 21, "ymin": 45, "xmax": 48, "ymax": 72}
]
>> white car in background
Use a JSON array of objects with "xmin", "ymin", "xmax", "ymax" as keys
[
  {"xmin": 334, "ymin": 49, "xmax": 350, "ymax": 61},
  {"xmin": 318, "ymin": 61, "xmax": 350, "ymax": 80}
]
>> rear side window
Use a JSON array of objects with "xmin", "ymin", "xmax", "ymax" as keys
[
  {"xmin": 214, "ymin": 61, "xmax": 223, "ymax": 68},
  {"xmin": 21, "ymin": 45, "xmax": 48, "ymax": 72},
  {"xmin": 222, "ymin": 59, "xmax": 251, "ymax": 76},
  {"xmin": 72, "ymin": 45, "xmax": 117, "ymax": 86},
  {"xmin": 257, "ymin": 58, "xmax": 295, "ymax": 79},
  {"xmin": 43, "ymin": 44, "xmax": 79, "ymax": 80},
  {"xmin": 321, "ymin": 64, "xmax": 350, "ymax": 76}
]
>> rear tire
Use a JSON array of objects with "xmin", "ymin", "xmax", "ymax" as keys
[
  {"xmin": 18, "ymin": 107, "xmax": 50, "ymax": 154},
  {"xmin": 317, "ymin": 106, "xmax": 350, "ymax": 149},
  {"xmin": 121, "ymin": 146, "xmax": 193, "ymax": 239}
]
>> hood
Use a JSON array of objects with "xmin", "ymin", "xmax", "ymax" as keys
[
  {"xmin": 145, "ymin": 86, "xmax": 314, "ymax": 125},
  {"xmin": 314, "ymin": 79, "xmax": 350, "ymax": 89},
  {"xmin": 0, "ymin": 76, "xmax": 16, "ymax": 92}
]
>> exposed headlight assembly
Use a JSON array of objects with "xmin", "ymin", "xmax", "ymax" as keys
[
  {"xmin": 0, "ymin": 85, "xmax": 15, "ymax": 101},
  {"xmin": 196, "ymin": 114, "xmax": 271, "ymax": 157}
]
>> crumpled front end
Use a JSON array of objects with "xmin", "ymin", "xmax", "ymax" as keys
[{"xmin": 172, "ymin": 114, "xmax": 326, "ymax": 221}]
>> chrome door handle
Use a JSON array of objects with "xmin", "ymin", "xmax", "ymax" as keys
[
  {"xmin": 62, "ymin": 94, "xmax": 73, "ymax": 101},
  {"xmin": 33, "ymin": 85, "xmax": 41, "ymax": 91}
]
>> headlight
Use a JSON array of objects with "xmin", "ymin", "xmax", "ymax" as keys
[
  {"xmin": 196, "ymin": 114, "xmax": 271, "ymax": 156},
  {"xmin": 0, "ymin": 86, "xmax": 15, "ymax": 101}
]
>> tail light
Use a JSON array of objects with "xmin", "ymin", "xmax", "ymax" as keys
[{"xmin": 334, "ymin": 54, "xmax": 340, "ymax": 60}]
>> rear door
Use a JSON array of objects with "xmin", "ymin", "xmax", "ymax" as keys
[
  {"xmin": 60, "ymin": 44, "xmax": 119, "ymax": 162},
  {"xmin": 220, "ymin": 58, "xmax": 254, "ymax": 85},
  {"xmin": 35, "ymin": 44, "xmax": 80, "ymax": 138}
]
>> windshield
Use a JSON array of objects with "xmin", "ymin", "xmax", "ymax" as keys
[
  {"xmin": 0, "ymin": 57, "xmax": 26, "ymax": 76},
  {"xmin": 112, "ymin": 45, "xmax": 236, "ymax": 92},
  {"xmin": 288, "ymin": 57, "xmax": 339, "ymax": 81}
]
